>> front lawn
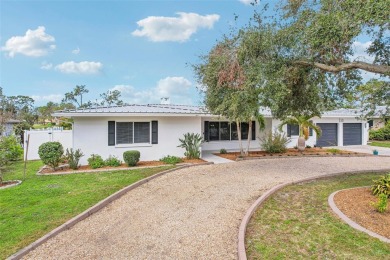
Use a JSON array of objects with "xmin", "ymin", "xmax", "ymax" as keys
[
  {"xmin": 370, "ymin": 141, "xmax": 390, "ymax": 148},
  {"xmin": 246, "ymin": 173, "xmax": 390, "ymax": 259},
  {"xmin": 0, "ymin": 160, "xmax": 173, "ymax": 259}
]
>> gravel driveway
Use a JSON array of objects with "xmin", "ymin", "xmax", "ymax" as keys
[{"xmin": 24, "ymin": 157, "xmax": 390, "ymax": 259}]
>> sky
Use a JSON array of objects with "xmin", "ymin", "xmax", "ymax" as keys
[{"xmin": 0, "ymin": 0, "xmax": 377, "ymax": 107}]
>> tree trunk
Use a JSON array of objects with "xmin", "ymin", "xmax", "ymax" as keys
[
  {"xmin": 295, "ymin": 60, "xmax": 390, "ymax": 75},
  {"xmin": 237, "ymin": 120, "xmax": 244, "ymax": 156},
  {"xmin": 245, "ymin": 120, "xmax": 252, "ymax": 156},
  {"xmin": 297, "ymin": 137, "xmax": 305, "ymax": 152}
]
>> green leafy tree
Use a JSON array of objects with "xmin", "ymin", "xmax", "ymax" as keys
[
  {"xmin": 356, "ymin": 79, "xmax": 390, "ymax": 118},
  {"xmin": 99, "ymin": 90, "xmax": 124, "ymax": 106},
  {"xmin": 63, "ymin": 85, "xmax": 90, "ymax": 108},
  {"xmin": 194, "ymin": 36, "xmax": 266, "ymax": 155},
  {"xmin": 232, "ymin": 0, "xmax": 389, "ymax": 119},
  {"xmin": 273, "ymin": 0, "xmax": 390, "ymax": 75}
]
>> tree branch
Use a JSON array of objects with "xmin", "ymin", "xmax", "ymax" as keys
[{"xmin": 294, "ymin": 60, "xmax": 390, "ymax": 75}]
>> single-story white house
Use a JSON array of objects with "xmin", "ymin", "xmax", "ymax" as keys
[{"xmin": 53, "ymin": 104, "xmax": 369, "ymax": 165}]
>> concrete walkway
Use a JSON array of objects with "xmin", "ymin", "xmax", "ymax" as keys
[
  {"xmin": 202, "ymin": 151, "xmax": 234, "ymax": 164},
  {"xmin": 335, "ymin": 145, "xmax": 390, "ymax": 156},
  {"xmin": 24, "ymin": 157, "xmax": 390, "ymax": 259}
]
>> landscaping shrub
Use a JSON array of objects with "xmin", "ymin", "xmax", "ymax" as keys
[
  {"xmin": 260, "ymin": 131, "xmax": 289, "ymax": 154},
  {"xmin": 178, "ymin": 133, "xmax": 203, "ymax": 159},
  {"xmin": 65, "ymin": 148, "xmax": 84, "ymax": 170},
  {"xmin": 87, "ymin": 154, "xmax": 105, "ymax": 169},
  {"xmin": 160, "ymin": 155, "xmax": 182, "ymax": 165},
  {"xmin": 104, "ymin": 155, "xmax": 122, "ymax": 167},
  {"xmin": 372, "ymin": 194, "xmax": 388, "ymax": 213},
  {"xmin": 219, "ymin": 148, "xmax": 227, "ymax": 154},
  {"xmin": 123, "ymin": 150, "xmax": 140, "ymax": 166},
  {"xmin": 369, "ymin": 124, "xmax": 390, "ymax": 141},
  {"xmin": 372, "ymin": 173, "xmax": 390, "ymax": 198},
  {"xmin": 38, "ymin": 142, "xmax": 64, "ymax": 169},
  {"xmin": 0, "ymin": 135, "xmax": 23, "ymax": 161}
]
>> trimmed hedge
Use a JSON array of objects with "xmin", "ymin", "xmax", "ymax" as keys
[
  {"xmin": 38, "ymin": 142, "xmax": 64, "ymax": 169},
  {"xmin": 123, "ymin": 150, "xmax": 140, "ymax": 166}
]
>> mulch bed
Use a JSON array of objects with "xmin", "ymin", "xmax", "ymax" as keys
[
  {"xmin": 0, "ymin": 181, "xmax": 19, "ymax": 188},
  {"xmin": 215, "ymin": 148, "xmax": 362, "ymax": 161},
  {"xmin": 39, "ymin": 158, "xmax": 206, "ymax": 174},
  {"xmin": 334, "ymin": 187, "xmax": 390, "ymax": 239}
]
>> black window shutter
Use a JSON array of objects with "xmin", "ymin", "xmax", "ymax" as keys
[
  {"xmin": 309, "ymin": 127, "xmax": 313, "ymax": 136},
  {"xmin": 108, "ymin": 121, "xmax": 115, "ymax": 146},
  {"xmin": 152, "ymin": 121, "xmax": 158, "ymax": 144},
  {"xmin": 287, "ymin": 124, "xmax": 291, "ymax": 137},
  {"xmin": 251, "ymin": 121, "xmax": 256, "ymax": 140},
  {"xmin": 204, "ymin": 121, "xmax": 209, "ymax": 142}
]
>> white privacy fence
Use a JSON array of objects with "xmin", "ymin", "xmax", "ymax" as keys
[{"xmin": 24, "ymin": 128, "xmax": 73, "ymax": 160}]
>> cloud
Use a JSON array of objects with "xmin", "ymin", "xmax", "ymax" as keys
[
  {"xmin": 55, "ymin": 61, "xmax": 103, "ymax": 74},
  {"xmin": 110, "ymin": 76, "xmax": 194, "ymax": 105},
  {"xmin": 239, "ymin": 0, "xmax": 256, "ymax": 5},
  {"xmin": 72, "ymin": 47, "xmax": 80, "ymax": 54},
  {"xmin": 1, "ymin": 26, "xmax": 56, "ymax": 57},
  {"xmin": 351, "ymin": 41, "xmax": 374, "ymax": 63},
  {"xmin": 40, "ymin": 61, "xmax": 53, "ymax": 70},
  {"xmin": 132, "ymin": 12, "xmax": 220, "ymax": 42},
  {"xmin": 31, "ymin": 94, "xmax": 63, "ymax": 103}
]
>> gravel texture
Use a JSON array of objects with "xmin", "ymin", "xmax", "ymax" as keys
[{"xmin": 23, "ymin": 157, "xmax": 390, "ymax": 259}]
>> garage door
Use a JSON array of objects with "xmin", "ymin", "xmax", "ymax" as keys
[
  {"xmin": 317, "ymin": 123, "xmax": 338, "ymax": 147},
  {"xmin": 343, "ymin": 123, "xmax": 362, "ymax": 145}
]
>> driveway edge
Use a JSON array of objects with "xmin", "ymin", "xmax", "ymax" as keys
[
  {"xmin": 237, "ymin": 168, "xmax": 390, "ymax": 260},
  {"xmin": 8, "ymin": 162, "xmax": 213, "ymax": 260},
  {"xmin": 328, "ymin": 188, "xmax": 390, "ymax": 244}
]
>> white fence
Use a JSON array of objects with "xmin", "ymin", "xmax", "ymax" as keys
[{"xmin": 24, "ymin": 129, "xmax": 73, "ymax": 160}]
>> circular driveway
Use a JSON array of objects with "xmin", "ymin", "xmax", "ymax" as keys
[{"xmin": 24, "ymin": 157, "xmax": 390, "ymax": 259}]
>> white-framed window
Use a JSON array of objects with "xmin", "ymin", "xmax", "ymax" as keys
[{"xmin": 116, "ymin": 121, "xmax": 150, "ymax": 145}]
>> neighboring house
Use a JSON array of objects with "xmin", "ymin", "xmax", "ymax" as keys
[
  {"xmin": 368, "ymin": 106, "xmax": 388, "ymax": 129},
  {"xmin": 0, "ymin": 119, "xmax": 21, "ymax": 137},
  {"xmin": 53, "ymin": 104, "xmax": 369, "ymax": 164}
]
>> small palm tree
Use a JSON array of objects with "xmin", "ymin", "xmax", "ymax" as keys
[{"xmin": 278, "ymin": 115, "xmax": 322, "ymax": 151}]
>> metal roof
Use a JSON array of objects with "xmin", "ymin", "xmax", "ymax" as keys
[
  {"xmin": 53, "ymin": 103, "xmax": 381, "ymax": 118},
  {"xmin": 53, "ymin": 104, "xmax": 210, "ymax": 116}
]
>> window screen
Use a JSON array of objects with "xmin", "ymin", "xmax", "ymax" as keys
[
  {"xmin": 134, "ymin": 122, "xmax": 150, "ymax": 143},
  {"xmin": 116, "ymin": 122, "xmax": 133, "ymax": 144},
  {"xmin": 209, "ymin": 122, "xmax": 219, "ymax": 141},
  {"xmin": 220, "ymin": 122, "xmax": 230, "ymax": 140},
  {"xmin": 287, "ymin": 124, "xmax": 299, "ymax": 137}
]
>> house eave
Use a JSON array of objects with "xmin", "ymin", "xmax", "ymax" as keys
[{"xmin": 52, "ymin": 112, "xmax": 213, "ymax": 118}]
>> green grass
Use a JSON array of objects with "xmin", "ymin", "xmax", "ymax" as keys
[
  {"xmin": 370, "ymin": 141, "xmax": 390, "ymax": 148},
  {"xmin": 325, "ymin": 148, "xmax": 342, "ymax": 154},
  {"xmin": 0, "ymin": 160, "xmax": 173, "ymax": 259},
  {"xmin": 246, "ymin": 173, "xmax": 390, "ymax": 259}
]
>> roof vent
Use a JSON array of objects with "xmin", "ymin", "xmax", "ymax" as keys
[{"xmin": 160, "ymin": 97, "xmax": 170, "ymax": 105}]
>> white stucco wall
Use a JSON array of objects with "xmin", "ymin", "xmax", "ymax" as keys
[{"xmin": 73, "ymin": 116, "xmax": 202, "ymax": 165}]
